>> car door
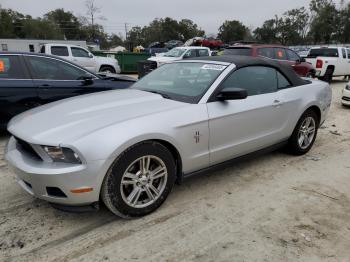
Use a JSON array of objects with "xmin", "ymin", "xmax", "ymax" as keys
[
  {"xmin": 183, "ymin": 49, "xmax": 197, "ymax": 59},
  {"xmin": 24, "ymin": 55, "xmax": 108, "ymax": 105},
  {"xmin": 70, "ymin": 46, "xmax": 97, "ymax": 72},
  {"xmin": 0, "ymin": 55, "xmax": 37, "ymax": 126},
  {"xmin": 346, "ymin": 49, "xmax": 350, "ymax": 75},
  {"xmin": 286, "ymin": 49, "xmax": 306, "ymax": 76},
  {"xmin": 207, "ymin": 66, "xmax": 287, "ymax": 165},
  {"xmin": 340, "ymin": 48, "xmax": 349, "ymax": 75}
]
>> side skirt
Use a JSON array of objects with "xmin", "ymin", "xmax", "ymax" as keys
[{"xmin": 182, "ymin": 141, "xmax": 288, "ymax": 181}]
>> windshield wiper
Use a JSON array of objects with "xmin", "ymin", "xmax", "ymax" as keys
[{"xmin": 144, "ymin": 90, "xmax": 171, "ymax": 99}]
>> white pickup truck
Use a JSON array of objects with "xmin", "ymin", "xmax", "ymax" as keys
[
  {"xmin": 306, "ymin": 46, "xmax": 350, "ymax": 82},
  {"xmin": 147, "ymin": 46, "xmax": 211, "ymax": 67},
  {"xmin": 40, "ymin": 44, "xmax": 120, "ymax": 74}
]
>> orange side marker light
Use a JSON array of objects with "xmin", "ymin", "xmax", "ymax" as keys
[{"xmin": 70, "ymin": 188, "xmax": 94, "ymax": 194}]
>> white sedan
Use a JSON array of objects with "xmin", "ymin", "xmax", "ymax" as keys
[{"xmin": 342, "ymin": 82, "xmax": 350, "ymax": 106}]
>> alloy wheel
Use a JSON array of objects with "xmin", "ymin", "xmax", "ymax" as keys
[
  {"xmin": 297, "ymin": 117, "xmax": 316, "ymax": 149},
  {"xmin": 120, "ymin": 155, "xmax": 168, "ymax": 208}
]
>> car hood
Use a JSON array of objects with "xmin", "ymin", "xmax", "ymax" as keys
[{"xmin": 8, "ymin": 89, "xmax": 186, "ymax": 145}]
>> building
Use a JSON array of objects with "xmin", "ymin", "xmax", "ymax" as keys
[{"xmin": 0, "ymin": 39, "xmax": 88, "ymax": 53}]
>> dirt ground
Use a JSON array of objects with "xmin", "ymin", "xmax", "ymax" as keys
[{"xmin": 1, "ymin": 80, "xmax": 350, "ymax": 262}]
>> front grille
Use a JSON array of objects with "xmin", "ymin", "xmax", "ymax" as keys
[
  {"xmin": 15, "ymin": 137, "xmax": 42, "ymax": 161},
  {"xmin": 342, "ymin": 96, "xmax": 350, "ymax": 101}
]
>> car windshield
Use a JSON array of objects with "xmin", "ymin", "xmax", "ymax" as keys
[
  {"xmin": 307, "ymin": 48, "xmax": 339, "ymax": 58},
  {"xmin": 223, "ymin": 48, "xmax": 252, "ymax": 56},
  {"xmin": 132, "ymin": 62, "xmax": 227, "ymax": 103},
  {"xmin": 163, "ymin": 48, "xmax": 186, "ymax": 57}
]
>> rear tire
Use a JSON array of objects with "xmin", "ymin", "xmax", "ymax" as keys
[
  {"xmin": 320, "ymin": 67, "xmax": 333, "ymax": 83},
  {"xmin": 101, "ymin": 141, "xmax": 176, "ymax": 218},
  {"xmin": 287, "ymin": 110, "xmax": 319, "ymax": 155}
]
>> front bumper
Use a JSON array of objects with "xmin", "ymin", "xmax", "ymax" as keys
[
  {"xmin": 5, "ymin": 136, "xmax": 106, "ymax": 206},
  {"xmin": 342, "ymin": 88, "xmax": 350, "ymax": 106}
]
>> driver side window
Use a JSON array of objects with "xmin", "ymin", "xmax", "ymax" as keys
[
  {"xmin": 71, "ymin": 47, "xmax": 90, "ymax": 58},
  {"xmin": 221, "ymin": 66, "xmax": 278, "ymax": 96},
  {"xmin": 27, "ymin": 56, "xmax": 92, "ymax": 80},
  {"xmin": 184, "ymin": 49, "xmax": 197, "ymax": 58}
]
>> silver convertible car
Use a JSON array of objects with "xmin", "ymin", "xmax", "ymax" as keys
[{"xmin": 6, "ymin": 56, "xmax": 332, "ymax": 218}]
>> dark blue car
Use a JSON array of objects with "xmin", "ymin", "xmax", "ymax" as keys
[{"xmin": 0, "ymin": 52, "xmax": 136, "ymax": 128}]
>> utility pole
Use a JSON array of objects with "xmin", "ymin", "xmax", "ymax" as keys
[
  {"xmin": 125, "ymin": 23, "xmax": 129, "ymax": 51},
  {"xmin": 124, "ymin": 23, "xmax": 128, "ymax": 40}
]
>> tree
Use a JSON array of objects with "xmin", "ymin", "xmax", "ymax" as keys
[
  {"xmin": 109, "ymin": 34, "xmax": 124, "ymax": 47},
  {"xmin": 308, "ymin": 0, "xmax": 339, "ymax": 44},
  {"xmin": 254, "ymin": 7, "xmax": 312, "ymax": 46},
  {"xmin": 85, "ymin": 0, "xmax": 101, "ymax": 28},
  {"xmin": 178, "ymin": 19, "xmax": 205, "ymax": 40},
  {"xmin": 217, "ymin": 20, "xmax": 249, "ymax": 43},
  {"xmin": 254, "ymin": 19, "xmax": 279, "ymax": 44},
  {"xmin": 337, "ymin": 2, "xmax": 350, "ymax": 43},
  {"xmin": 85, "ymin": 0, "xmax": 104, "ymax": 41},
  {"xmin": 127, "ymin": 18, "xmax": 205, "ymax": 48},
  {"xmin": 44, "ymin": 9, "xmax": 83, "ymax": 40}
]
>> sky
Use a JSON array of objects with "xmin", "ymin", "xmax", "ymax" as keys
[{"xmin": 0, "ymin": 0, "xmax": 345, "ymax": 38}]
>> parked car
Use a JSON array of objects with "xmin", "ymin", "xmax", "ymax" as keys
[
  {"xmin": 165, "ymin": 40, "xmax": 183, "ymax": 50},
  {"xmin": 0, "ymin": 52, "xmax": 136, "ymax": 128},
  {"xmin": 306, "ymin": 46, "xmax": 350, "ymax": 82},
  {"xmin": 184, "ymin": 37, "xmax": 224, "ymax": 49},
  {"xmin": 6, "ymin": 56, "xmax": 331, "ymax": 218},
  {"xmin": 40, "ymin": 44, "xmax": 121, "ymax": 74},
  {"xmin": 143, "ymin": 48, "xmax": 169, "ymax": 56},
  {"xmin": 342, "ymin": 82, "xmax": 350, "ymax": 106},
  {"xmin": 138, "ymin": 47, "xmax": 212, "ymax": 78},
  {"xmin": 147, "ymin": 46, "xmax": 211, "ymax": 67},
  {"xmin": 223, "ymin": 44, "xmax": 316, "ymax": 78}
]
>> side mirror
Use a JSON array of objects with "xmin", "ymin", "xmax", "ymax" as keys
[
  {"xmin": 88, "ymin": 53, "xmax": 94, "ymax": 58},
  {"xmin": 216, "ymin": 88, "xmax": 248, "ymax": 101},
  {"xmin": 80, "ymin": 76, "xmax": 94, "ymax": 85},
  {"xmin": 297, "ymin": 57, "xmax": 306, "ymax": 63}
]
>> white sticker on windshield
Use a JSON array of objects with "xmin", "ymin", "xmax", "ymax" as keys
[{"xmin": 201, "ymin": 64, "xmax": 226, "ymax": 71}]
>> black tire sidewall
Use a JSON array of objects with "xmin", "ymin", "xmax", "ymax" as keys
[
  {"xmin": 288, "ymin": 110, "xmax": 319, "ymax": 155},
  {"xmin": 102, "ymin": 142, "xmax": 176, "ymax": 218},
  {"xmin": 100, "ymin": 66, "xmax": 116, "ymax": 73}
]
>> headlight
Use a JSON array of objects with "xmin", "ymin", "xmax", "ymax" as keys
[
  {"xmin": 346, "ymin": 85, "xmax": 350, "ymax": 91},
  {"xmin": 42, "ymin": 146, "xmax": 81, "ymax": 164}
]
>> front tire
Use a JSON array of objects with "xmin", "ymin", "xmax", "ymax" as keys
[
  {"xmin": 287, "ymin": 110, "xmax": 319, "ymax": 155},
  {"xmin": 99, "ymin": 66, "xmax": 116, "ymax": 74},
  {"xmin": 101, "ymin": 141, "xmax": 176, "ymax": 218}
]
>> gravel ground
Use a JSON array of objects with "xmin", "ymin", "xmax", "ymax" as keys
[{"xmin": 1, "ymin": 80, "xmax": 350, "ymax": 262}]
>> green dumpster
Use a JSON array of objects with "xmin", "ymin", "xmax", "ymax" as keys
[{"xmin": 92, "ymin": 51, "xmax": 151, "ymax": 74}]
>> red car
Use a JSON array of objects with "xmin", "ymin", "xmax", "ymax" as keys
[
  {"xmin": 185, "ymin": 37, "xmax": 224, "ymax": 49},
  {"xmin": 223, "ymin": 44, "xmax": 316, "ymax": 78}
]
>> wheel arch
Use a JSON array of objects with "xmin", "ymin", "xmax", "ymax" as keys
[
  {"xmin": 326, "ymin": 65, "xmax": 335, "ymax": 76},
  {"xmin": 97, "ymin": 136, "xmax": 184, "ymax": 193},
  {"xmin": 152, "ymin": 139, "xmax": 183, "ymax": 183},
  {"xmin": 99, "ymin": 64, "xmax": 116, "ymax": 72},
  {"xmin": 304, "ymin": 105, "xmax": 321, "ymax": 125}
]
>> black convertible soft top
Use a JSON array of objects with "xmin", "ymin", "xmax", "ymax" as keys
[{"xmin": 192, "ymin": 55, "xmax": 309, "ymax": 87}]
